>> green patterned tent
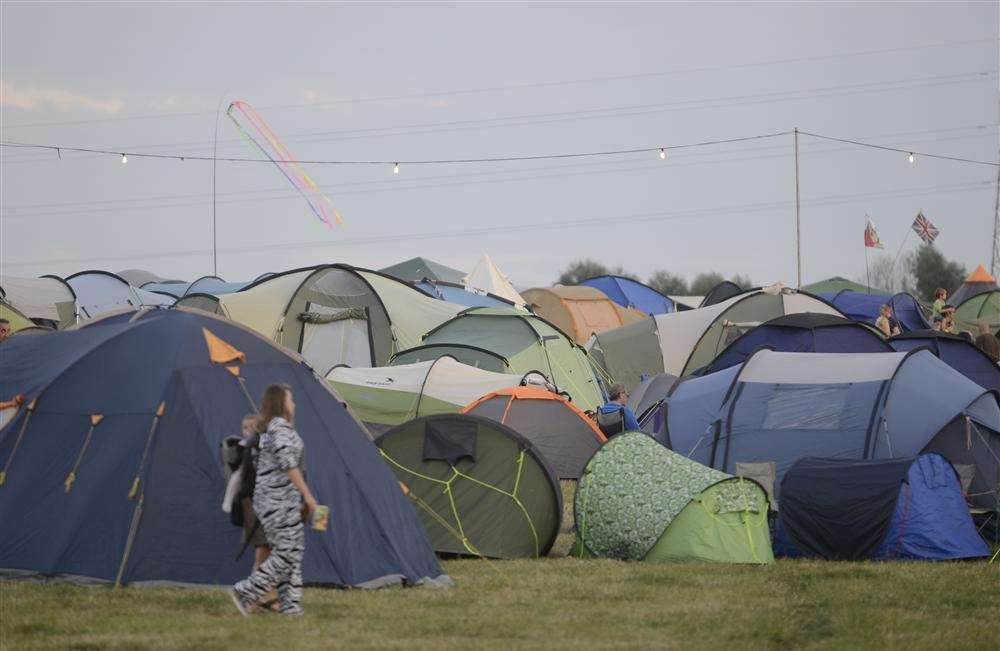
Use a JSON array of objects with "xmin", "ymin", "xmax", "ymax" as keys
[{"xmin": 574, "ymin": 433, "xmax": 773, "ymax": 564}]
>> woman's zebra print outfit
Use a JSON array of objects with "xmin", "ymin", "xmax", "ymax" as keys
[{"xmin": 233, "ymin": 417, "xmax": 306, "ymax": 615}]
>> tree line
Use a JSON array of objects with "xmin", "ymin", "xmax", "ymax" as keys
[{"xmin": 556, "ymin": 259, "xmax": 752, "ymax": 297}]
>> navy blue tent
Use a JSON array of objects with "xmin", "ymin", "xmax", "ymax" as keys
[
  {"xmin": 0, "ymin": 307, "xmax": 447, "ymax": 588},
  {"xmin": 819, "ymin": 290, "xmax": 930, "ymax": 332},
  {"xmin": 699, "ymin": 281, "xmax": 746, "ymax": 307},
  {"xmin": 665, "ymin": 349, "xmax": 1000, "ymax": 508},
  {"xmin": 578, "ymin": 275, "xmax": 675, "ymax": 315},
  {"xmin": 890, "ymin": 330, "xmax": 1000, "ymax": 393},
  {"xmin": 774, "ymin": 454, "xmax": 989, "ymax": 560},
  {"xmin": 703, "ymin": 313, "xmax": 892, "ymax": 374}
]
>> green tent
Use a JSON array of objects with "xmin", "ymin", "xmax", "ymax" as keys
[
  {"xmin": 380, "ymin": 257, "xmax": 467, "ymax": 284},
  {"xmin": 574, "ymin": 433, "xmax": 773, "ymax": 564},
  {"xmin": 390, "ymin": 307, "xmax": 606, "ymax": 411},
  {"xmin": 955, "ymin": 290, "xmax": 1000, "ymax": 331},
  {"xmin": 376, "ymin": 414, "xmax": 562, "ymax": 559},
  {"xmin": 1, "ymin": 300, "xmax": 33, "ymax": 333},
  {"xmin": 801, "ymin": 276, "xmax": 888, "ymax": 295}
]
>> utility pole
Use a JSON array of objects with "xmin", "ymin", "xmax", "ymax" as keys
[
  {"xmin": 992, "ymin": 146, "xmax": 1000, "ymax": 278},
  {"xmin": 794, "ymin": 128, "xmax": 802, "ymax": 288},
  {"xmin": 211, "ymin": 95, "xmax": 226, "ymax": 278}
]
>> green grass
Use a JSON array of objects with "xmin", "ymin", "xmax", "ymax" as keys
[{"xmin": 2, "ymin": 558, "xmax": 998, "ymax": 650}]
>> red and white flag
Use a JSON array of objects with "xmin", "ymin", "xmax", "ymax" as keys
[{"xmin": 864, "ymin": 217, "xmax": 884, "ymax": 249}]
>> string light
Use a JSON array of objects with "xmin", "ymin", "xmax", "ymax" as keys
[
  {"xmin": 907, "ymin": 152, "xmax": 915, "ymax": 164},
  {"xmin": 121, "ymin": 153, "xmax": 128, "ymax": 165},
  {"xmin": 659, "ymin": 148, "xmax": 667, "ymax": 160},
  {"xmin": 393, "ymin": 162, "xmax": 400, "ymax": 174}
]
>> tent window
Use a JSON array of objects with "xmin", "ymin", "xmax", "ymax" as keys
[{"xmin": 761, "ymin": 384, "xmax": 850, "ymax": 431}]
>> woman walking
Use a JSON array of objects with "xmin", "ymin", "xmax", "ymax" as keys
[{"xmin": 230, "ymin": 384, "xmax": 317, "ymax": 616}]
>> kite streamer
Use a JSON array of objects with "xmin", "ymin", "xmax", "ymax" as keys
[{"xmin": 227, "ymin": 100, "xmax": 343, "ymax": 229}]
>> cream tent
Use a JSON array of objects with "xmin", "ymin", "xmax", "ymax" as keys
[
  {"xmin": 463, "ymin": 254, "xmax": 526, "ymax": 308},
  {"xmin": 176, "ymin": 264, "xmax": 463, "ymax": 374},
  {"xmin": 0, "ymin": 276, "xmax": 77, "ymax": 328},
  {"xmin": 587, "ymin": 286, "xmax": 844, "ymax": 388},
  {"xmin": 522, "ymin": 285, "xmax": 645, "ymax": 345},
  {"xmin": 66, "ymin": 270, "xmax": 173, "ymax": 319}
]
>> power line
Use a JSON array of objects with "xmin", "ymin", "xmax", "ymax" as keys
[
  {"xmin": 798, "ymin": 131, "xmax": 1000, "ymax": 166},
  {"xmin": 3, "ymin": 36, "xmax": 993, "ymax": 130}
]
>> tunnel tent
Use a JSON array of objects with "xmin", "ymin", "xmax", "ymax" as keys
[
  {"xmin": 950, "ymin": 265, "xmax": 999, "ymax": 307},
  {"xmin": 0, "ymin": 276, "xmax": 77, "ymax": 328},
  {"xmin": 462, "ymin": 386, "xmax": 606, "ymax": 480},
  {"xmin": 391, "ymin": 307, "xmax": 605, "ymax": 411},
  {"xmin": 0, "ymin": 307, "xmax": 447, "ymax": 588},
  {"xmin": 703, "ymin": 313, "xmax": 892, "ymax": 375},
  {"xmin": 375, "ymin": 414, "xmax": 562, "ymax": 559},
  {"xmin": 889, "ymin": 330, "xmax": 1000, "ymax": 392},
  {"xmin": 587, "ymin": 286, "xmax": 843, "ymax": 389},
  {"xmin": 578, "ymin": 275, "xmax": 675, "ymax": 316},
  {"xmin": 664, "ymin": 349, "xmax": 1000, "ymax": 509},
  {"xmin": 699, "ymin": 281, "xmax": 747, "ymax": 307},
  {"xmin": 521, "ymin": 285, "xmax": 645, "ymax": 346},
  {"xmin": 416, "ymin": 279, "xmax": 520, "ymax": 310},
  {"xmin": 66, "ymin": 270, "xmax": 173, "ymax": 319},
  {"xmin": 819, "ymin": 289, "xmax": 930, "ymax": 332},
  {"xmin": 574, "ymin": 432, "xmax": 773, "ymax": 564},
  {"xmin": 775, "ymin": 454, "xmax": 989, "ymax": 560},
  {"xmin": 380, "ymin": 257, "xmax": 466, "ymax": 284},
  {"xmin": 327, "ymin": 356, "xmax": 545, "ymax": 432}
]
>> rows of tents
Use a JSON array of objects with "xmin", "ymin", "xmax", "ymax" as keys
[{"xmin": 1, "ymin": 256, "xmax": 998, "ymax": 590}]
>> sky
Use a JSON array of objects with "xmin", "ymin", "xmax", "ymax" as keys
[{"xmin": 1, "ymin": 2, "xmax": 998, "ymax": 291}]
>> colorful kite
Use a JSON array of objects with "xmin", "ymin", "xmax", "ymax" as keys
[{"xmin": 227, "ymin": 100, "xmax": 343, "ymax": 229}]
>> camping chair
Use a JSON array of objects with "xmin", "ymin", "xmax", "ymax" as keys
[
  {"xmin": 955, "ymin": 464, "xmax": 1000, "ymax": 544},
  {"xmin": 735, "ymin": 461, "xmax": 778, "ymax": 512}
]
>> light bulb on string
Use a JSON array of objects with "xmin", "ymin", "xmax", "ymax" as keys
[
  {"xmin": 393, "ymin": 162, "xmax": 399, "ymax": 174},
  {"xmin": 121, "ymin": 153, "xmax": 128, "ymax": 164},
  {"xmin": 659, "ymin": 148, "xmax": 667, "ymax": 160},
  {"xmin": 907, "ymin": 152, "xmax": 915, "ymax": 164}
]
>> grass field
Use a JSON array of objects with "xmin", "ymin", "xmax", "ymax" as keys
[{"xmin": 3, "ymin": 556, "xmax": 998, "ymax": 650}]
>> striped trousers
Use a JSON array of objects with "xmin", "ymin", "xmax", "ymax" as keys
[{"xmin": 233, "ymin": 498, "xmax": 305, "ymax": 614}]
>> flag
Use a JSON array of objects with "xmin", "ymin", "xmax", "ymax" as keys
[
  {"xmin": 911, "ymin": 211, "xmax": 940, "ymax": 246},
  {"xmin": 864, "ymin": 217, "xmax": 884, "ymax": 249}
]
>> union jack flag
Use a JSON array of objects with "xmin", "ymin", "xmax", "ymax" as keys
[{"xmin": 911, "ymin": 211, "xmax": 939, "ymax": 246}]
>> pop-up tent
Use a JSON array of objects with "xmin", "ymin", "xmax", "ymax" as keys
[
  {"xmin": 587, "ymin": 287, "xmax": 842, "ymax": 389},
  {"xmin": 775, "ymin": 454, "xmax": 989, "ymax": 560},
  {"xmin": 818, "ymin": 289, "xmax": 930, "ymax": 332},
  {"xmin": 67, "ymin": 270, "xmax": 173, "ymax": 319},
  {"xmin": 462, "ymin": 386, "xmax": 606, "ymax": 479},
  {"xmin": 664, "ymin": 349, "xmax": 1000, "ymax": 508},
  {"xmin": 327, "ymin": 357, "xmax": 544, "ymax": 433},
  {"xmin": 375, "ymin": 414, "xmax": 562, "ymax": 559},
  {"xmin": 391, "ymin": 307, "xmax": 605, "ymax": 411},
  {"xmin": 0, "ymin": 307, "xmax": 446, "ymax": 588},
  {"xmin": 578, "ymin": 275, "xmax": 675, "ymax": 315},
  {"xmin": 574, "ymin": 432, "xmax": 772, "ymax": 564},
  {"xmin": 890, "ymin": 330, "xmax": 1000, "ymax": 392},
  {"xmin": 380, "ymin": 257, "xmax": 466, "ymax": 284},
  {"xmin": 175, "ymin": 265, "xmax": 463, "ymax": 374},
  {"xmin": 521, "ymin": 285, "xmax": 645, "ymax": 345},
  {"xmin": 704, "ymin": 313, "xmax": 891, "ymax": 374},
  {"xmin": 0, "ymin": 276, "xmax": 77, "ymax": 329},
  {"xmin": 950, "ymin": 265, "xmax": 999, "ymax": 307}
]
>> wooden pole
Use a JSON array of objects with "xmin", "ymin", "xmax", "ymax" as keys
[{"xmin": 794, "ymin": 128, "xmax": 802, "ymax": 288}]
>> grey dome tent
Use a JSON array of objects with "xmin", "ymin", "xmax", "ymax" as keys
[{"xmin": 375, "ymin": 414, "xmax": 562, "ymax": 559}]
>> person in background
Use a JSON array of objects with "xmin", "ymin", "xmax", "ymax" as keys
[
  {"xmin": 875, "ymin": 304, "xmax": 901, "ymax": 337},
  {"xmin": 975, "ymin": 321, "xmax": 1000, "ymax": 362},
  {"xmin": 0, "ymin": 318, "xmax": 11, "ymax": 342},
  {"xmin": 230, "ymin": 385, "xmax": 317, "ymax": 617},
  {"xmin": 931, "ymin": 288, "xmax": 948, "ymax": 327},
  {"xmin": 596, "ymin": 383, "xmax": 640, "ymax": 438}
]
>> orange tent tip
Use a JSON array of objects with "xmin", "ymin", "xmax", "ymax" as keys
[
  {"xmin": 226, "ymin": 365, "xmax": 241, "ymax": 377},
  {"xmin": 966, "ymin": 264, "xmax": 995, "ymax": 283},
  {"xmin": 90, "ymin": 414, "xmax": 104, "ymax": 426},
  {"xmin": 202, "ymin": 327, "xmax": 247, "ymax": 365}
]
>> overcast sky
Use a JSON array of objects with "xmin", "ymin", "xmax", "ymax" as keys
[{"xmin": 2, "ymin": 2, "xmax": 998, "ymax": 290}]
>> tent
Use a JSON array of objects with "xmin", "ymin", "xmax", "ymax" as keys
[
  {"xmin": 578, "ymin": 275, "xmax": 675, "ymax": 315},
  {"xmin": 950, "ymin": 265, "xmax": 998, "ymax": 307},
  {"xmin": 699, "ymin": 281, "xmax": 746, "ymax": 307},
  {"xmin": 775, "ymin": 454, "xmax": 989, "ymax": 560},
  {"xmin": 628, "ymin": 373, "xmax": 679, "ymax": 422},
  {"xmin": 390, "ymin": 307, "xmax": 606, "ymax": 411},
  {"xmin": 801, "ymin": 277, "xmax": 888, "ymax": 295},
  {"xmin": 175, "ymin": 265, "xmax": 463, "ymax": 374},
  {"xmin": 0, "ymin": 307, "xmax": 446, "ymax": 588},
  {"xmin": 955, "ymin": 290, "xmax": 1000, "ymax": 331},
  {"xmin": 142, "ymin": 276, "xmax": 252, "ymax": 299},
  {"xmin": 461, "ymin": 386, "xmax": 606, "ymax": 480},
  {"xmin": 1, "ymin": 300, "xmax": 33, "ymax": 334},
  {"xmin": 415, "ymin": 279, "xmax": 519, "ymax": 310},
  {"xmin": 521, "ymin": 285, "xmax": 645, "ymax": 345},
  {"xmin": 380, "ymin": 257, "xmax": 466, "ymax": 284},
  {"xmin": 66, "ymin": 270, "xmax": 173, "ymax": 319},
  {"xmin": 462, "ymin": 254, "xmax": 526, "ymax": 308},
  {"xmin": 116, "ymin": 269, "xmax": 183, "ymax": 287},
  {"xmin": 587, "ymin": 287, "xmax": 842, "ymax": 389},
  {"xmin": 574, "ymin": 432, "xmax": 773, "ymax": 564},
  {"xmin": 375, "ymin": 414, "xmax": 562, "ymax": 559},
  {"xmin": 327, "ymin": 357, "xmax": 544, "ymax": 433},
  {"xmin": 0, "ymin": 276, "xmax": 77, "ymax": 328},
  {"xmin": 889, "ymin": 330, "xmax": 1000, "ymax": 392},
  {"xmin": 704, "ymin": 313, "xmax": 892, "ymax": 374},
  {"xmin": 664, "ymin": 349, "xmax": 1000, "ymax": 509},
  {"xmin": 819, "ymin": 289, "xmax": 930, "ymax": 332}
]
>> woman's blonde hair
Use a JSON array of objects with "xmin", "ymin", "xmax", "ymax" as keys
[{"xmin": 257, "ymin": 384, "xmax": 292, "ymax": 431}]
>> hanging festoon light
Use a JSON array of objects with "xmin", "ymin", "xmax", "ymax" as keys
[
  {"xmin": 121, "ymin": 153, "xmax": 128, "ymax": 164},
  {"xmin": 907, "ymin": 152, "xmax": 915, "ymax": 164},
  {"xmin": 659, "ymin": 148, "xmax": 667, "ymax": 160},
  {"xmin": 393, "ymin": 162, "xmax": 400, "ymax": 174}
]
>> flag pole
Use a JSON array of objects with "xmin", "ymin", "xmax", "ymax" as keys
[
  {"xmin": 865, "ymin": 243, "xmax": 871, "ymax": 294},
  {"xmin": 794, "ymin": 128, "xmax": 802, "ymax": 288}
]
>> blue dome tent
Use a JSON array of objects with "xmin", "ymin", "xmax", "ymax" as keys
[
  {"xmin": 819, "ymin": 290, "xmax": 930, "ymax": 332},
  {"xmin": 578, "ymin": 275, "xmax": 675, "ymax": 315},
  {"xmin": 415, "ymin": 279, "xmax": 519, "ymax": 309},
  {"xmin": 889, "ymin": 330, "xmax": 1000, "ymax": 393}
]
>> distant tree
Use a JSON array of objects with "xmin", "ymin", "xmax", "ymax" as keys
[
  {"xmin": 866, "ymin": 253, "xmax": 911, "ymax": 294},
  {"xmin": 557, "ymin": 259, "xmax": 609, "ymax": 285},
  {"xmin": 647, "ymin": 270, "xmax": 688, "ymax": 296},
  {"xmin": 729, "ymin": 274, "xmax": 753, "ymax": 290},
  {"xmin": 690, "ymin": 272, "xmax": 725, "ymax": 296},
  {"xmin": 609, "ymin": 265, "xmax": 640, "ymax": 281},
  {"xmin": 907, "ymin": 246, "xmax": 965, "ymax": 302}
]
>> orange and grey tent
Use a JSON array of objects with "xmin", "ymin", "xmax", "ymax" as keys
[
  {"xmin": 462, "ymin": 386, "xmax": 606, "ymax": 479},
  {"xmin": 521, "ymin": 285, "xmax": 645, "ymax": 345}
]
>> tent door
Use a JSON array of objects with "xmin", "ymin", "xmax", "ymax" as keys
[{"xmin": 300, "ymin": 303, "xmax": 375, "ymax": 374}]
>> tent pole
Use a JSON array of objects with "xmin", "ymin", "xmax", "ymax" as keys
[{"xmin": 794, "ymin": 128, "xmax": 802, "ymax": 288}]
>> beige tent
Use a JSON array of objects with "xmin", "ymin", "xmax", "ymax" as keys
[
  {"xmin": 0, "ymin": 276, "xmax": 77, "ymax": 328},
  {"xmin": 522, "ymin": 285, "xmax": 645, "ymax": 345},
  {"xmin": 463, "ymin": 254, "xmax": 526, "ymax": 308}
]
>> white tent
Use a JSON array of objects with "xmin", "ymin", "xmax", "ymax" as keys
[
  {"xmin": 0, "ymin": 276, "xmax": 77, "ymax": 327},
  {"xmin": 67, "ymin": 270, "xmax": 173, "ymax": 319},
  {"xmin": 463, "ymin": 254, "xmax": 525, "ymax": 308}
]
